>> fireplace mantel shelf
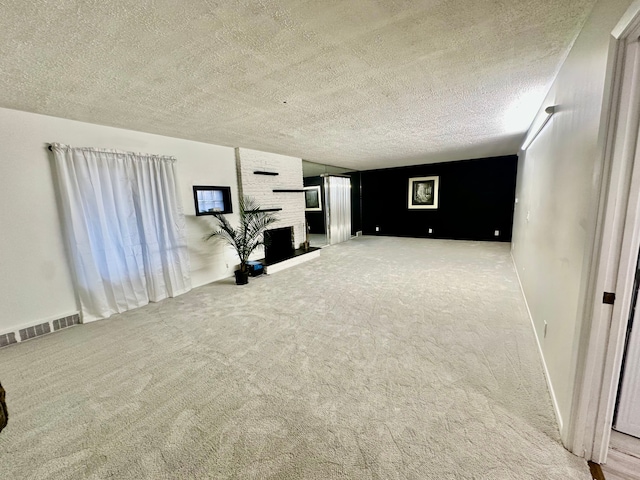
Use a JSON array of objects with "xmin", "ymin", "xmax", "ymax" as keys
[{"xmin": 272, "ymin": 189, "xmax": 304, "ymax": 193}]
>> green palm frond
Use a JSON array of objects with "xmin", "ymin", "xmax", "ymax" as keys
[{"xmin": 206, "ymin": 195, "xmax": 279, "ymax": 271}]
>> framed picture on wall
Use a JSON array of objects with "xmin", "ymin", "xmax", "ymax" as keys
[
  {"xmin": 304, "ymin": 185, "xmax": 322, "ymax": 211},
  {"xmin": 408, "ymin": 176, "xmax": 439, "ymax": 209},
  {"xmin": 193, "ymin": 185, "xmax": 233, "ymax": 216}
]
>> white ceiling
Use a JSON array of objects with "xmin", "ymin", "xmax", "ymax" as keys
[{"xmin": 0, "ymin": 0, "xmax": 597, "ymax": 170}]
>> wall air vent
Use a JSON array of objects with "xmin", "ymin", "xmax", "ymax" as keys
[
  {"xmin": 19, "ymin": 321, "xmax": 51, "ymax": 341},
  {"xmin": 0, "ymin": 333, "xmax": 17, "ymax": 348},
  {"xmin": 53, "ymin": 314, "xmax": 81, "ymax": 331},
  {"xmin": 2, "ymin": 314, "xmax": 81, "ymax": 349}
]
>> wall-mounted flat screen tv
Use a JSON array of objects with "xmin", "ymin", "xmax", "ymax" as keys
[{"xmin": 193, "ymin": 185, "xmax": 233, "ymax": 216}]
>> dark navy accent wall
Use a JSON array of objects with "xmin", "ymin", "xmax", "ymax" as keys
[
  {"xmin": 349, "ymin": 172, "xmax": 362, "ymax": 236},
  {"xmin": 360, "ymin": 155, "xmax": 518, "ymax": 242}
]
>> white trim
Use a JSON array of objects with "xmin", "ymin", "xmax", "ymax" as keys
[
  {"xmin": 511, "ymin": 251, "xmax": 563, "ymax": 432},
  {"xmin": 569, "ymin": 4, "xmax": 640, "ymax": 463},
  {"xmin": 612, "ymin": 0, "xmax": 640, "ymax": 39}
]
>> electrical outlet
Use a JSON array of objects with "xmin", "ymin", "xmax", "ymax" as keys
[
  {"xmin": 428, "ymin": 228, "xmax": 433, "ymax": 234},
  {"xmin": 544, "ymin": 321, "xmax": 548, "ymax": 338},
  {"xmin": 494, "ymin": 230, "xmax": 500, "ymax": 236},
  {"xmin": 375, "ymin": 226, "xmax": 380, "ymax": 232}
]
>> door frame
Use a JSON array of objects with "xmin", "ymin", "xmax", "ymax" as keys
[{"xmin": 568, "ymin": 0, "xmax": 640, "ymax": 463}]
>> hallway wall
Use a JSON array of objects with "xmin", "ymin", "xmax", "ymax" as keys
[{"xmin": 511, "ymin": 0, "xmax": 633, "ymax": 441}]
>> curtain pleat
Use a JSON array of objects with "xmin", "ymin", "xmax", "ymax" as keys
[
  {"xmin": 51, "ymin": 144, "xmax": 191, "ymax": 322},
  {"xmin": 325, "ymin": 176, "xmax": 352, "ymax": 245}
]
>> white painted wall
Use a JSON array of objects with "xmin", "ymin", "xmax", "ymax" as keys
[
  {"xmin": 236, "ymin": 147, "xmax": 306, "ymax": 249},
  {"xmin": 512, "ymin": 0, "xmax": 633, "ymax": 441},
  {"xmin": 0, "ymin": 107, "xmax": 238, "ymax": 335}
]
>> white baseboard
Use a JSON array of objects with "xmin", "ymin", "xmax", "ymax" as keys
[{"xmin": 511, "ymin": 251, "xmax": 564, "ymax": 434}]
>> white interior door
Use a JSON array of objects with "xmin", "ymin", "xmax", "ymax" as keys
[{"xmin": 615, "ymin": 252, "xmax": 640, "ymax": 438}]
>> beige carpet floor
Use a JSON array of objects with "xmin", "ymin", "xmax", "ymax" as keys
[{"xmin": 0, "ymin": 236, "xmax": 591, "ymax": 479}]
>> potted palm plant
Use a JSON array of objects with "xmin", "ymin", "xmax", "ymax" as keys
[{"xmin": 207, "ymin": 195, "xmax": 278, "ymax": 285}]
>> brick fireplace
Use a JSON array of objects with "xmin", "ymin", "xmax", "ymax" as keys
[{"xmin": 235, "ymin": 147, "xmax": 306, "ymax": 252}]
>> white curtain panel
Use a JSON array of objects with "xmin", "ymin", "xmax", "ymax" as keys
[
  {"xmin": 51, "ymin": 144, "xmax": 191, "ymax": 322},
  {"xmin": 324, "ymin": 175, "xmax": 352, "ymax": 245}
]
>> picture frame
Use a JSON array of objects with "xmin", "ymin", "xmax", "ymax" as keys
[
  {"xmin": 304, "ymin": 185, "xmax": 322, "ymax": 211},
  {"xmin": 193, "ymin": 185, "xmax": 233, "ymax": 216},
  {"xmin": 408, "ymin": 176, "xmax": 439, "ymax": 209}
]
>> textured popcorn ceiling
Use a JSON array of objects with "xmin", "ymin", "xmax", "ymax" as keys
[{"xmin": 0, "ymin": 0, "xmax": 597, "ymax": 170}]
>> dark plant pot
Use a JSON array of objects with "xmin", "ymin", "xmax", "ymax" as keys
[
  {"xmin": 234, "ymin": 270, "xmax": 249, "ymax": 285},
  {"xmin": 0, "ymin": 381, "xmax": 7, "ymax": 433}
]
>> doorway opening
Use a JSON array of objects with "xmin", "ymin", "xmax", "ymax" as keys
[{"xmin": 302, "ymin": 161, "xmax": 361, "ymax": 248}]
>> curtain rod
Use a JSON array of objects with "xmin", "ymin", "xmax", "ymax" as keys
[{"xmin": 46, "ymin": 144, "xmax": 176, "ymax": 160}]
